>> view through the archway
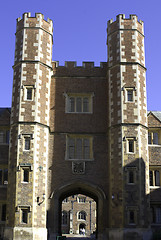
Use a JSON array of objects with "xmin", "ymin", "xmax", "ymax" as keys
[{"xmin": 61, "ymin": 194, "xmax": 97, "ymax": 239}]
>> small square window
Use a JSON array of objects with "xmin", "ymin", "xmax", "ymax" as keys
[{"xmin": 24, "ymin": 86, "xmax": 34, "ymax": 101}]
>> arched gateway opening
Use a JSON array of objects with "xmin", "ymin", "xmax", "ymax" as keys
[
  {"xmin": 48, "ymin": 181, "xmax": 106, "ymax": 239},
  {"xmin": 61, "ymin": 194, "xmax": 96, "ymax": 237}
]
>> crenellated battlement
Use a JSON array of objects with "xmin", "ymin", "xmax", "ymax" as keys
[
  {"xmin": 107, "ymin": 14, "xmax": 144, "ymax": 36},
  {"xmin": 16, "ymin": 12, "xmax": 53, "ymax": 34},
  {"xmin": 108, "ymin": 14, "xmax": 143, "ymax": 26},
  {"xmin": 17, "ymin": 12, "xmax": 52, "ymax": 24},
  {"xmin": 52, "ymin": 61, "xmax": 107, "ymax": 69}
]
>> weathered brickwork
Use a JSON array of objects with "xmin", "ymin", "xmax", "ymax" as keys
[{"xmin": 0, "ymin": 13, "xmax": 160, "ymax": 240}]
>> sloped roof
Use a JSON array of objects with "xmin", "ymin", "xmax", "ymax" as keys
[
  {"xmin": 0, "ymin": 108, "xmax": 11, "ymax": 116},
  {"xmin": 148, "ymin": 111, "xmax": 161, "ymax": 123}
]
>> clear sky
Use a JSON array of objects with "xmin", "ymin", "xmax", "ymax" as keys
[{"xmin": 0, "ymin": 0, "xmax": 161, "ymax": 110}]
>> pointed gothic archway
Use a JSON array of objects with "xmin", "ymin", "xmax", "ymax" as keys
[{"xmin": 48, "ymin": 180, "xmax": 107, "ymax": 240}]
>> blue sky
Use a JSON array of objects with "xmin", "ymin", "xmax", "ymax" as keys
[{"xmin": 1, "ymin": 0, "xmax": 161, "ymax": 110}]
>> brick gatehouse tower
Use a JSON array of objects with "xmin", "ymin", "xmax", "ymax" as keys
[{"xmin": 3, "ymin": 13, "xmax": 152, "ymax": 240}]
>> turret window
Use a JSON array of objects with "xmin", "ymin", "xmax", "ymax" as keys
[
  {"xmin": 127, "ymin": 90, "xmax": 133, "ymax": 102},
  {"xmin": 125, "ymin": 167, "xmax": 136, "ymax": 185},
  {"xmin": 26, "ymin": 88, "xmax": 32, "ymax": 100},
  {"xmin": 126, "ymin": 138, "xmax": 135, "ymax": 153},
  {"xmin": 124, "ymin": 88, "xmax": 135, "ymax": 102},
  {"xmin": 22, "ymin": 168, "xmax": 30, "ymax": 183},
  {"xmin": 24, "ymin": 137, "xmax": 30, "ymax": 150},
  {"xmin": 24, "ymin": 86, "xmax": 34, "ymax": 101},
  {"xmin": 21, "ymin": 209, "xmax": 28, "ymax": 224}
]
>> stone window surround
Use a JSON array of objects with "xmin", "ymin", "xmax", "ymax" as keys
[
  {"xmin": 21, "ymin": 85, "xmax": 35, "ymax": 101},
  {"xmin": 122, "ymin": 86, "xmax": 136, "ymax": 103},
  {"xmin": 149, "ymin": 168, "xmax": 161, "ymax": 188},
  {"xmin": 148, "ymin": 130, "xmax": 160, "ymax": 145},
  {"xmin": 66, "ymin": 135, "xmax": 94, "ymax": 161},
  {"xmin": 18, "ymin": 134, "xmax": 34, "ymax": 151},
  {"xmin": 151, "ymin": 205, "xmax": 161, "ymax": 224},
  {"xmin": 77, "ymin": 210, "xmax": 87, "ymax": 221},
  {"xmin": 126, "ymin": 207, "xmax": 138, "ymax": 225},
  {"xmin": 125, "ymin": 166, "xmax": 137, "ymax": 185},
  {"xmin": 78, "ymin": 196, "xmax": 86, "ymax": 203},
  {"xmin": 64, "ymin": 92, "xmax": 94, "ymax": 114},
  {"xmin": 123, "ymin": 136, "xmax": 137, "ymax": 154}
]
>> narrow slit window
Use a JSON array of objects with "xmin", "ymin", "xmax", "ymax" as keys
[
  {"xmin": 69, "ymin": 97, "xmax": 75, "ymax": 112},
  {"xmin": 1, "ymin": 204, "xmax": 6, "ymax": 221},
  {"xmin": 129, "ymin": 171, "xmax": 134, "ymax": 184},
  {"xmin": 21, "ymin": 209, "xmax": 28, "ymax": 224},
  {"xmin": 3, "ymin": 169, "xmax": 8, "ymax": 184},
  {"xmin": 128, "ymin": 139, "xmax": 134, "ymax": 153},
  {"xmin": 0, "ymin": 170, "xmax": 2, "ymax": 185},
  {"xmin": 23, "ymin": 169, "xmax": 29, "ymax": 183},
  {"xmin": 150, "ymin": 170, "xmax": 153, "ymax": 186},
  {"xmin": 127, "ymin": 90, "xmax": 133, "ymax": 102},
  {"xmin": 24, "ymin": 137, "xmax": 30, "ymax": 151},
  {"xmin": 153, "ymin": 132, "xmax": 159, "ymax": 145},
  {"xmin": 26, "ymin": 88, "xmax": 32, "ymax": 100},
  {"xmin": 83, "ymin": 97, "xmax": 89, "ymax": 112},
  {"xmin": 155, "ymin": 170, "xmax": 160, "ymax": 186},
  {"xmin": 76, "ymin": 97, "xmax": 82, "ymax": 112},
  {"xmin": 129, "ymin": 211, "xmax": 135, "ymax": 224}
]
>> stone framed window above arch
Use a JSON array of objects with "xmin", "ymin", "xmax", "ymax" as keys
[
  {"xmin": 65, "ymin": 93, "xmax": 94, "ymax": 113},
  {"xmin": 78, "ymin": 211, "xmax": 86, "ymax": 221},
  {"xmin": 66, "ymin": 135, "xmax": 93, "ymax": 161}
]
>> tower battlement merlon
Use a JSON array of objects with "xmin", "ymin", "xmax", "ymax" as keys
[
  {"xmin": 16, "ymin": 12, "xmax": 53, "ymax": 34},
  {"xmin": 52, "ymin": 61, "xmax": 107, "ymax": 69},
  {"xmin": 107, "ymin": 14, "xmax": 144, "ymax": 36}
]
